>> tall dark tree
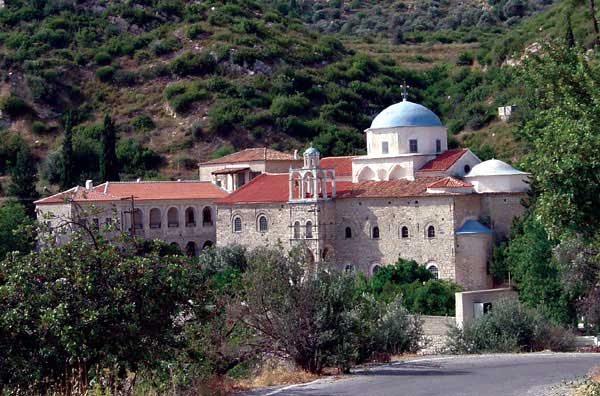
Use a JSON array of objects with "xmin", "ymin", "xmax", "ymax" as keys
[
  {"xmin": 100, "ymin": 114, "xmax": 119, "ymax": 182},
  {"xmin": 7, "ymin": 145, "xmax": 40, "ymax": 216},
  {"xmin": 590, "ymin": 0, "xmax": 600, "ymax": 46},
  {"xmin": 565, "ymin": 11, "xmax": 576, "ymax": 48},
  {"xmin": 60, "ymin": 112, "xmax": 76, "ymax": 190}
]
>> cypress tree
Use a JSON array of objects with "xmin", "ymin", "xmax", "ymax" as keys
[
  {"xmin": 100, "ymin": 114, "xmax": 119, "ymax": 182},
  {"xmin": 8, "ymin": 145, "xmax": 40, "ymax": 216},
  {"xmin": 60, "ymin": 112, "xmax": 76, "ymax": 190},
  {"xmin": 565, "ymin": 12, "xmax": 576, "ymax": 48}
]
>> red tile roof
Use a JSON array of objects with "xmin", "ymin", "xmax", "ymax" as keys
[
  {"xmin": 419, "ymin": 149, "xmax": 468, "ymax": 172},
  {"xmin": 216, "ymin": 174, "xmax": 471, "ymax": 205},
  {"xmin": 35, "ymin": 181, "xmax": 227, "ymax": 204},
  {"xmin": 201, "ymin": 148, "xmax": 298, "ymax": 165},
  {"xmin": 320, "ymin": 156, "xmax": 356, "ymax": 177},
  {"xmin": 427, "ymin": 177, "xmax": 472, "ymax": 188}
]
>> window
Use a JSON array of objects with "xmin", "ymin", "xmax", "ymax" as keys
[
  {"xmin": 345, "ymin": 226, "xmax": 352, "ymax": 239},
  {"xmin": 258, "ymin": 215, "xmax": 268, "ymax": 232},
  {"xmin": 464, "ymin": 164, "xmax": 471, "ymax": 174},
  {"xmin": 150, "ymin": 208, "xmax": 161, "ymax": 229},
  {"xmin": 436, "ymin": 139, "xmax": 441, "ymax": 153},
  {"xmin": 202, "ymin": 207, "xmax": 212, "ymax": 226},
  {"xmin": 401, "ymin": 226, "xmax": 409, "ymax": 238},
  {"xmin": 409, "ymin": 139, "xmax": 418, "ymax": 153},
  {"xmin": 92, "ymin": 218, "xmax": 99, "ymax": 230},
  {"xmin": 382, "ymin": 141, "xmax": 389, "ymax": 154},
  {"xmin": 344, "ymin": 264, "xmax": 354, "ymax": 273},
  {"xmin": 306, "ymin": 221, "xmax": 313, "ymax": 239},
  {"xmin": 372, "ymin": 226, "xmax": 380, "ymax": 239},
  {"xmin": 427, "ymin": 225, "xmax": 436, "ymax": 238},
  {"xmin": 293, "ymin": 221, "xmax": 301, "ymax": 239},
  {"xmin": 185, "ymin": 207, "xmax": 196, "ymax": 227},
  {"xmin": 185, "ymin": 241, "xmax": 197, "ymax": 257},
  {"xmin": 167, "ymin": 207, "xmax": 179, "ymax": 228},
  {"xmin": 427, "ymin": 264, "xmax": 439, "ymax": 279},
  {"xmin": 233, "ymin": 216, "xmax": 242, "ymax": 233}
]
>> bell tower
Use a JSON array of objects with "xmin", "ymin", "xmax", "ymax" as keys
[{"xmin": 289, "ymin": 146, "xmax": 336, "ymax": 202}]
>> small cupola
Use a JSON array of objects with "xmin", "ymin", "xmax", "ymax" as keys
[{"xmin": 303, "ymin": 146, "xmax": 320, "ymax": 168}]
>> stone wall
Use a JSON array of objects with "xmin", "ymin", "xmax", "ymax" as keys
[
  {"xmin": 333, "ymin": 196, "xmax": 457, "ymax": 280},
  {"xmin": 417, "ymin": 315, "xmax": 455, "ymax": 355},
  {"xmin": 481, "ymin": 193, "xmax": 526, "ymax": 241}
]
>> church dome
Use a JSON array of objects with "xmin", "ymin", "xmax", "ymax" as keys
[
  {"xmin": 465, "ymin": 159, "xmax": 528, "ymax": 177},
  {"xmin": 304, "ymin": 146, "xmax": 319, "ymax": 156},
  {"xmin": 370, "ymin": 100, "xmax": 443, "ymax": 129}
]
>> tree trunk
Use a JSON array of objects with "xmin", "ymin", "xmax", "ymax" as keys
[{"xmin": 590, "ymin": 0, "xmax": 600, "ymax": 46}]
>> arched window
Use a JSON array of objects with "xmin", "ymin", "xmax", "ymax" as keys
[
  {"xmin": 293, "ymin": 221, "xmax": 301, "ymax": 239},
  {"xmin": 185, "ymin": 207, "xmax": 196, "ymax": 227},
  {"xmin": 167, "ymin": 207, "xmax": 179, "ymax": 228},
  {"xmin": 149, "ymin": 208, "xmax": 161, "ymax": 229},
  {"xmin": 371, "ymin": 264, "xmax": 381, "ymax": 275},
  {"xmin": 202, "ymin": 207, "xmax": 213, "ymax": 226},
  {"xmin": 306, "ymin": 221, "xmax": 313, "ymax": 239},
  {"xmin": 345, "ymin": 226, "xmax": 352, "ymax": 239},
  {"xmin": 464, "ymin": 164, "xmax": 471, "ymax": 174},
  {"xmin": 401, "ymin": 226, "xmax": 409, "ymax": 238},
  {"xmin": 258, "ymin": 215, "xmax": 268, "ymax": 232},
  {"xmin": 322, "ymin": 247, "xmax": 330, "ymax": 260},
  {"xmin": 233, "ymin": 216, "xmax": 242, "ymax": 233},
  {"xmin": 185, "ymin": 241, "xmax": 197, "ymax": 257},
  {"xmin": 427, "ymin": 264, "xmax": 439, "ymax": 279},
  {"xmin": 133, "ymin": 208, "xmax": 143, "ymax": 230},
  {"xmin": 372, "ymin": 226, "xmax": 380, "ymax": 239},
  {"xmin": 427, "ymin": 225, "xmax": 436, "ymax": 238}
]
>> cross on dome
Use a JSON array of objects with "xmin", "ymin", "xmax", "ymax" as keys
[{"xmin": 402, "ymin": 80, "xmax": 410, "ymax": 102}]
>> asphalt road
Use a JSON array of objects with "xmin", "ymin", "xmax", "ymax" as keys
[{"xmin": 245, "ymin": 353, "xmax": 600, "ymax": 396}]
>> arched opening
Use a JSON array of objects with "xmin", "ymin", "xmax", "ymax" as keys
[
  {"xmin": 305, "ymin": 220, "xmax": 313, "ymax": 239},
  {"xmin": 345, "ymin": 226, "xmax": 352, "ymax": 239},
  {"xmin": 291, "ymin": 171, "xmax": 302, "ymax": 200},
  {"xmin": 357, "ymin": 166, "xmax": 375, "ymax": 182},
  {"xmin": 376, "ymin": 168, "xmax": 387, "ymax": 181},
  {"xmin": 167, "ymin": 207, "xmax": 179, "ymax": 228},
  {"xmin": 427, "ymin": 225, "xmax": 436, "ymax": 238},
  {"xmin": 401, "ymin": 226, "xmax": 409, "ymax": 238},
  {"xmin": 185, "ymin": 241, "xmax": 197, "ymax": 257},
  {"xmin": 303, "ymin": 172, "xmax": 315, "ymax": 198},
  {"xmin": 185, "ymin": 207, "xmax": 196, "ymax": 227},
  {"xmin": 371, "ymin": 264, "xmax": 381, "ymax": 275},
  {"xmin": 372, "ymin": 226, "xmax": 380, "ymax": 239},
  {"xmin": 149, "ymin": 208, "xmax": 161, "ymax": 229},
  {"xmin": 293, "ymin": 221, "xmax": 301, "ymax": 239},
  {"xmin": 202, "ymin": 206, "xmax": 213, "ymax": 226},
  {"xmin": 388, "ymin": 165, "xmax": 409, "ymax": 180},
  {"xmin": 322, "ymin": 247, "xmax": 331, "ymax": 261},
  {"xmin": 344, "ymin": 264, "xmax": 354, "ymax": 273},
  {"xmin": 202, "ymin": 240, "xmax": 213, "ymax": 250},
  {"xmin": 133, "ymin": 208, "xmax": 143, "ymax": 230},
  {"xmin": 258, "ymin": 215, "xmax": 268, "ymax": 232},
  {"xmin": 427, "ymin": 263, "xmax": 439, "ymax": 279},
  {"xmin": 233, "ymin": 216, "xmax": 242, "ymax": 233}
]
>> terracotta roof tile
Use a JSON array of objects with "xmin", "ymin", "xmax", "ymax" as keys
[
  {"xmin": 319, "ymin": 156, "xmax": 356, "ymax": 177},
  {"xmin": 427, "ymin": 177, "xmax": 472, "ymax": 188},
  {"xmin": 201, "ymin": 148, "xmax": 298, "ymax": 165},
  {"xmin": 419, "ymin": 149, "xmax": 468, "ymax": 172},
  {"xmin": 215, "ymin": 173, "xmax": 290, "ymax": 204},
  {"xmin": 36, "ymin": 181, "xmax": 227, "ymax": 204}
]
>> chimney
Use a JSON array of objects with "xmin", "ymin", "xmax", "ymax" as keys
[
  {"xmin": 85, "ymin": 180, "xmax": 93, "ymax": 190},
  {"xmin": 136, "ymin": 178, "xmax": 141, "ymax": 183},
  {"xmin": 293, "ymin": 149, "xmax": 298, "ymax": 160}
]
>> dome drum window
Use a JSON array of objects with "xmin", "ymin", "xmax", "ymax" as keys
[
  {"xmin": 427, "ymin": 225, "xmax": 436, "ymax": 238},
  {"xmin": 409, "ymin": 139, "xmax": 418, "ymax": 153},
  {"xmin": 371, "ymin": 226, "xmax": 380, "ymax": 239}
]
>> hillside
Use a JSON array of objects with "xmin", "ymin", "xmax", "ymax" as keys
[{"xmin": 0, "ymin": 0, "xmax": 594, "ymax": 195}]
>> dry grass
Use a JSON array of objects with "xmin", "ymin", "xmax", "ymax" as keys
[
  {"xmin": 229, "ymin": 360, "xmax": 320, "ymax": 391},
  {"xmin": 570, "ymin": 366, "xmax": 600, "ymax": 396}
]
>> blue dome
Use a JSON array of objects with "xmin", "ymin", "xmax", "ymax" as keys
[
  {"xmin": 304, "ymin": 146, "xmax": 319, "ymax": 156},
  {"xmin": 370, "ymin": 100, "xmax": 443, "ymax": 129}
]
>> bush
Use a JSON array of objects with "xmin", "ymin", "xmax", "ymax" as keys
[
  {"xmin": 0, "ymin": 94, "xmax": 30, "ymax": 117},
  {"xmin": 211, "ymin": 145, "xmax": 235, "ymax": 159},
  {"xmin": 186, "ymin": 23, "xmax": 207, "ymax": 39},
  {"xmin": 170, "ymin": 51, "xmax": 216, "ymax": 76},
  {"xmin": 132, "ymin": 115, "xmax": 155, "ymax": 132},
  {"xmin": 270, "ymin": 94, "xmax": 310, "ymax": 118},
  {"xmin": 164, "ymin": 82, "xmax": 209, "ymax": 114},
  {"xmin": 113, "ymin": 69, "xmax": 137, "ymax": 86},
  {"xmin": 94, "ymin": 51, "xmax": 111, "ymax": 65},
  {"xmin": 446, "ymin": 299, "xmax": 574, "ymax": 354},
  {"xmin": 174, "ymin": 154, "xmax": 197, "ymax": 170},
  {"xmin": 31, "ymin": 120, "xmax": 50, "ymax": 134},
  {"xmin": 96, "ymin": 65, "xmax": 115, "ymax": 82},
  {"xmin": 234, "ymin": 247, "xmax": 423, "ymax": 374}
]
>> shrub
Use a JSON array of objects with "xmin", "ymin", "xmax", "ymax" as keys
[
  {"xmin": 457, "ymin": 51, "xmax": 475, "ymax": 66},
  {"xmin": 94, "ymin": 51, "xmax": 111, "ymax": 65},
  {"xmin": 186, "ymin": 23, "xmax": 207, "ymax": 39},
  {"xmin": 132, "ymin": 114, "xmax": 155, "ymax": 132},
  {"xmin": 269, "ymin": 94, "xmax": 310, "ymax": 118},
  {"xmin": 164, "ymin": 83, "xmax": 210, "ymax": 114},
  {"xmin": 0, "ymin": 94, "xmax": 30, "ymax": 117},
  {"xmin": 31, "ymin": 120, "xmax": 49, "ymax": 134},
  {"xmin": 211, "ymin": 145, "xmax": 235, "ymax": 159},
  {"xmin": 446, "ymin": 299, "xmax": 574, "ymax": 354},
  {"xmin": 96, "ymin": 65, "xmax": 115, "ymax": 82},
  {"xmin": 113, "ymin": 69, "xmax": 137, "ymax": 86},
  {"xmin": 174, "ymin": 154, "xmax": 197, "ymax": 170},
  {"xmin": 170, "ymin": 51, "xmax": 216, "ymax": 76}
]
